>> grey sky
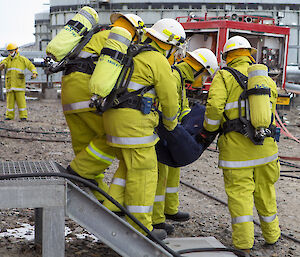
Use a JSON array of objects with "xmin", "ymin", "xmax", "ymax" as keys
[{"xmin": 0, "ymin": 0, "xmax": 49, "ymax": 49}]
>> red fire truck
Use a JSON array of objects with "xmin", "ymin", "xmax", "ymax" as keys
[{"xmin": 177, "ymin": 14, "xmax": 290, "ymax": 104}]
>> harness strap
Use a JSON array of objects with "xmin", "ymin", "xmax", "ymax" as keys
[
  {"xmin": 64, "ymin": 57, "xmax": 97, "ymax": 75},
  {"xmin": 66, "ymin": 20, "xmax": 88, "ymax": 36},
  {"xmin": 114, "ymin": 85, "xmax": 155, "ymax": 113},
  {"xmin": 246, "ymin": 87, "xmax": 270, "ymax": 97},
  {"xmin": 100, "ymin": 48, "xmax": 127, "ymax": 64},
  {"xmin": 222, "ymin": 118, "xmax": 276, "ymax": 138},
  {"xmin": 223, "ymin": 67, "xmax": 248, "ymax": 90},
  {"xmin": 172, "ymin": 65, "xmax": 185, "ymax": 114}
]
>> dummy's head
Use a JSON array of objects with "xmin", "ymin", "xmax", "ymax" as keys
[
  {"xmin": 6, "ymin": 43, "xmax": 18, "ymax": 58},
  {"xmin": 110, "ymin": 13, "xmax": 145, "ymax": 42},
  {"xmin": 222, "ymin": 36, "xmax": 257, "ymax": 64}
]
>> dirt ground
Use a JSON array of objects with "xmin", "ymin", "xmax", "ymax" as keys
[{"xmin": 0, "ymin": 98, "xmax": 299, "ymax": 257}]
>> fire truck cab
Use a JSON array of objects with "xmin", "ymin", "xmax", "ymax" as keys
[{"xmin": 177, "ymin": 14, "xmax": 290, "ymax": 103}]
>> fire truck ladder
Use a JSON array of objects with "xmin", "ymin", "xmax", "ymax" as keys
[{"xmin": 0, "ymin": 161, "xmax": 236, "ymax": 257}]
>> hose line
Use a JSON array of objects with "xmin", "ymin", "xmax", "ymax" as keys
[{"xmin": 0, "ymin": 171, "xmax": 248, "ymax": 257}]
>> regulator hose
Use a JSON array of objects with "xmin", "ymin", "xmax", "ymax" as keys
[{"xmin": 0, "ymin": 171, "xmax": 248, "ymax": 257}]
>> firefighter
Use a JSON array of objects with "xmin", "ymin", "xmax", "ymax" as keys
[
  {"xmin": 152, "ymin": 48, "xmax": 219, "ymax": 234},
  {"xmin": 0, "ymin": 43, "xmax": 38, "ymax": 121},
  {"xmin": 197, "ymin": 36, "xmax": 281, "ymax": 254},
  {"xmin": 102, "ymin": 18, "xmax": 186, "ymax": 240},
  {"xmin": 61, "ymin": 13, "xmax": 145, "ymax": 202}
]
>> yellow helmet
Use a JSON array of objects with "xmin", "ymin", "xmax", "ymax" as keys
[{"xmin": 6, "ymin": 43, "xmax": 18, "ymax": 52}]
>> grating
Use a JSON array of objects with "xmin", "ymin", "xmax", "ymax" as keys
[{"xmin": 0, "ymin": 161, "xmax": 62, "ymax": 181}]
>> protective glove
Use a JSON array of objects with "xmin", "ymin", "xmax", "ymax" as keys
[
  {"xmin": 195, "ymin": 128, "xmax": 219, "ymax": 149},
  {"xmin": 31, "ymin": 73, "xmax": 38, "ymax": 79}
]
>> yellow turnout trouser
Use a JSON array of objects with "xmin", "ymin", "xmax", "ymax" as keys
[
  {"xmin": 152, "ymin": 162, "xmax": 168, "ymax": 225},
  {"xmin": 152, "ymin": 163, "xmax": 180, "ymax": 225},
  {"xmin": 165, "ymin": 166, "xmax": 180, "ymax": 215},
  {"xmin": 6, "ymin": 91, "xmax": 27, "ymax": 119},
  {"xmin": 66, "ymin": 112, "xmax": 115, "ymax": 201},
  {"xmin": 223, "ymin": 159, "xmax": 281, "ymax": 249},
  {"xmin": 103, "ymin": 147, "xmax": 158, "ymax": 235}
]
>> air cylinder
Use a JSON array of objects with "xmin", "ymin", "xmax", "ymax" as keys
[
  {"xmin": 46, "ymin": 6, "xmax": 99, "ymax": 61},
  {"xmin": 89, "ymin": 26, "xmax": 132, "ymax": 98},
  {"xmin": 247, "ymin": 64, "xmax": 271, "ymax": 129}
]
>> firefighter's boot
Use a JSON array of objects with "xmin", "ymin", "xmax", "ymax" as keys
[
  {"xmin": 64, "ymin": 165, "xmax": 98, "ymax": 186},
  {"xmin": 147, "ymin": 229, "xmax": 167, "ymax": 241},
  {"xmin": 153, "ymin": 222, "xmax": 174, "ymax": 235},
  {"xmin": 165, "ymin": 211, "xmax": 190, "ymax": 222}
]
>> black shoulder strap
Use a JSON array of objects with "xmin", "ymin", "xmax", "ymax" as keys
[
  {"xmin": 172, "ymin": 65, "xmax": 184, "ymax": 113},
  {"xmin": 222, "ymin": 67, "xmax": 248, "ymax": 90},
  {"xmin": 100, "ymin": 43, "xmax": 157, "ymax": 112}
]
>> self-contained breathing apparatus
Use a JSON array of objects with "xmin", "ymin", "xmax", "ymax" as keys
[
  {"xmin": 44, "ymin": 24, "xmax": 107, "ymax": 75},
  {"xmin": 46, "ymin": 6, "xmax": 99, "ymax": 62},
  {"xmin": 222, "ymin": 64, "xmax": 276, "ymax": 145},
  {"xmin": 89, "ymin": 42, "xmax": 158, "ymax": 115}
]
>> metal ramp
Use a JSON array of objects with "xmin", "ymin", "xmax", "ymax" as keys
[{"xmin": 0, "ymin": 161, "xmax": 236, "ymax": 257}]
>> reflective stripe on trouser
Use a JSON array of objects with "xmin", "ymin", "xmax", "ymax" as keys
[
  {"xmin": 223, "ymin": 159, "xmax": 280, "ymax": 249},
  {"xmin": 104, "ymin": 147, "xmax": 158, "ymax": 235},
  {"xmin": 6, "ymin": 91, "xmax": 27, "ymax": 119},
  {"xmin": 66, "ymin": 111, "xmax": 115, "ymax": 201},
  {"xmin": 164, "ymin": 166, "xmax": 180, "ymax": 215},
  {"xmin": 152, "ymin": 162, "xmax": 169, "ymax": 225},
  {"xmin": 103, "ymin": 159, "xmax": 127, "ymax": 212}
]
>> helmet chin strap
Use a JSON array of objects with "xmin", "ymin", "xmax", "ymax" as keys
[
  {"xmin": 165, "ymin": 46, "xmax": 174, "ymax": 58},
  {"xmin": 194, "ymin": 67, "xmax": 205, "ymax": 79}
]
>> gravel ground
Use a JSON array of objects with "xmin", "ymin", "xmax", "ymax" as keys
[{"xmin": 0, "ymin": 99, "xmax": 299, "ymax": 257}]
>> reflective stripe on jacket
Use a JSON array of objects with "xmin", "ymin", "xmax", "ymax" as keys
[
  {"xmin": 0, "ymin": 52, "xmax": 37, "ymax": 90},
  {"xmin": 204, "ymin": 56, "xmax": 278, "ymax": 169}
]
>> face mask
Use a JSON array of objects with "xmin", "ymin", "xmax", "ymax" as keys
[{"xmin": 9, "ymin": 51, "xmax": 16, "ymax": 58}]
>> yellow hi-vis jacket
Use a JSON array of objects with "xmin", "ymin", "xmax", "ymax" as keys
[
  {"xmin": 172, "ymin": 62, "xmax": 192, "ymax": 122},
  {"xmin": 0, "ymin": 52, "xmax": 37, "ymax": 92},
  {"xmin": 61, "ymin": 29, "xmax": 110, "ymax": 114},
  {"xmin": 204, "ymin": 56, "xmax": 278, "ymax": 169},
  {"xmin": 103, "ymin": 39, "xmax": 179, "ymax": 148}
]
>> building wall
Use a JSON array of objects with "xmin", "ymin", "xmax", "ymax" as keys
[{"xmin": 37, "ymin": 1, "xmax": 300, "ymax": 65}]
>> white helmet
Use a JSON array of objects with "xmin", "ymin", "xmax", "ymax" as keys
[
  {"xmin": 110, "ymin": 13, "xmax": 145, "ymax": 40},
  {"xmin": 187, "ymin": 48, "xmax": 219, "ymax": 76},
  {"xmin": 223, "ymin": 36, "xmax": 257, "ymax": 58},
  {"xmin": 145, "ymin": 18, "xmax": 186, "ymax": 47}
]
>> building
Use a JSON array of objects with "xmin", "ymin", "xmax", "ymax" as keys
[{"xmin": 33, "ymin": 0, "xmax": 300, "ymax": 66}]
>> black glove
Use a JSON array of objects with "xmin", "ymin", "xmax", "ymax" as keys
[{"xmin": 195, "ymin": 128, "xmax": 219, "ymax": 149}]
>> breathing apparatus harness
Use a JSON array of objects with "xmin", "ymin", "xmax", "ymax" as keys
[
  {"xmin": 90, "ymin": 40, "xmax": 158, "ymax": 114},
  {"xmin": 221, "ymin": 67, "xmax": 276, "ymax": 145},
  {"xmin": 45, "ymin": 24, "xmax": 108, "ymax": 75},
  {"xmin": 171, "ymin": 65, "xmax": 185, "ymax": 115}
]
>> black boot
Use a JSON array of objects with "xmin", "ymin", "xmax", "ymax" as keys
[
  {"xmin": 153, "ymin": 222, "xmax": 174, "ymax": 235},
  {"xmin": 147, "ymin": 229, "xmax": 167, "ymax": 241},
  {"xmin": 165, "ymin": 211, "xmax": 190, "ymax": 222},
  {"xmin": 63, "ymin": 165, "xmax": 98, "ymax": 186}
]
